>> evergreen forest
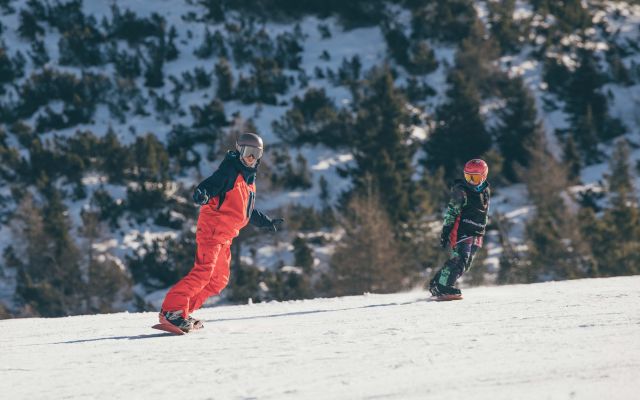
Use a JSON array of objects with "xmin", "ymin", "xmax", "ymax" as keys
[{"xmin": 1, "ymin": 0, "xmax": 639, "ymax": 319}]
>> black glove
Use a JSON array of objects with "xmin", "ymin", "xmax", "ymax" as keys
[
  {"xmin": 440, "ymin": 226, "xmax": 452, "ymax": 249},
  {"xmin": 266, "ymin": 218, "xmax": 284, "ymax": 232},
  {"xmin": 193, "ymin": 187, "xmax": 210, "ymax": 205}
]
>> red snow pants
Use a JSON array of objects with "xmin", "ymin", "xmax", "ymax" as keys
[
  {"xmin": 162, "ymin": 174, "xmax": 255, "ymax": 317},
  {"xmin": 161, "ymin": 243, "xmax": 231, "ymax": 317}
]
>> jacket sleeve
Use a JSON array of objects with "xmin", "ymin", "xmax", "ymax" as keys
[
  {"xmin": 194, "ymin": 159, "xmax": 234, "ymax": 201},
  {"xmin": 442, "ymin": 185, "xmax": 466, "ymax": 228},
  {"xmin": 483, "ymin": 187, "xmax": 491, "ymax": 226},
  {"xmin": 249, "ymin": 209, "xmax": 272, "ymax": 228}
]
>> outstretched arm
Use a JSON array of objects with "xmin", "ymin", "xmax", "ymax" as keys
[
  {"xmin": 250, "ymin": 209, "xmax": 284, "ymax": 232},
  {"xmin": 192, "ymin": 161, "xmax": 233, "ymax": 205},
  {"xmin": 443, "ymin": 186, "xmax": 466, "ymax": 227},
  {"xmin": 483, "ymin": 187, "xmax": 491, "ymax": 226},
  {"xmin": 440, "ymin": 186, "xmax": 466, "ymax": 247}
]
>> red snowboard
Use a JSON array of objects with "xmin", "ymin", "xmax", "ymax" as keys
[
  {"xmin": 152, "ymin": 323, "xmax": 187, "ymax": 335},
  {"xmin": 430, "ymin": 294, "xmax": 463, "ymax": 302}
]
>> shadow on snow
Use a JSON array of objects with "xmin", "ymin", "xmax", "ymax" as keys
[{"xmin": 52, "ymin": 296, "xmax": 437, "ymax": 344}]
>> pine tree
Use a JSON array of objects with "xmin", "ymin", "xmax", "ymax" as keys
[
  {"xmin": 58, "ymin": 22, "xmax": 105, "ymax": 67},
  {"xmin": 133, "ymin": 134, "xmax": 169, "ymax": 183},
  {"xmin": 531, "ymin": 0, "xmax": 591, "ymax": 32},
  {"xmin": 608, "ymin": 141, "xmax": 635, "ymax": 196},
  {"xmin": 272, "ymin": 87, "xmax": 351, "ymax": 146},
  {"xmin": 252, "ymin": 57, "xmax": 288, "ymax": 104},
  {"xmin": 0, "ymin": 302, "xmax": 11, "ymax": 319},
  {"xmin": 79, "ymin": 208, "xmax": 133, "ymax": 313},
  {"xmin": 414, "ymin": 166, "xmax": 448, "ymax": 216},
  {"xmin": 606, "ymin": 44, "xmax": 633, "ymax": 86},
  {"xmin": 293, "ymin": 153, "xmax": 312, "ymax": 189},
  {"xmin": 488, "ymin": 0, "xmax": 521, "ymax": 54},
  {"xmin": 226, "ymin": 226, "xmax": 262, "ymax": 303},
  {"xmin": 330, "ymin": 189, "xmax": 405, "ymax": 296},
  {"xmin": 292, "ymin": 236, "xmax": 314, "ymax": 273},
  {"xmin": 191, "ymin": 99, "xmax": 227, "ymax": 128},
  {"xmin": 5, "ymin": 195, "xmax": 49, "ymax": 315},
  {"xmin": 561, "ymin": 49, "xmax": 626, "ymax": 163},
  {"xmin": 566, "ymin": 50, "xmax": 604, "ymax": 155},
  {"xmin": 200, "ymin": 0, "xmax": 225, "ymax": 22},
  {"xmin": 194, "ymin": 27, "xmax": 216, "ymax": 59},
  {"xmin": 408, "ymin": 41, "xmax": 438, "ymax": 75},
  {"xmin": 144, "ymin": 38, "xmax": 165, "ymax": 88},
  {"xmin": 0, "ymin": 127, "xmax": 21, "ymax": 181},
  {"xmin": 79, "ymin": 208, "xmax": 101, "ymax": 270},
  {"xmin": 349, "ymin": 66, "xmax": 416, "ymax": 223},
  {"xmin": 127, "ymin": 232, "xmax": 194, "ymax": 292},
  {"xmin": 384, "ymin": 25, "xmax": 411, "ymax": 69},
  {"xmin": 411, "ymin": 0, "xmax": 477, "ymax": 43},
  {"xmin": 166, "ymin": 26, "xmax": 179, "ymax": 61},
  {"xmin": 522, "ymin": 131, "xmax": 594, "ymax": 282},
  {"xmin": 318, "ymin": 175, "xmax": 336, "ymax": 225},
  {"xmin": 91, "ymin": 188, "xmax": 124, "ymax": 228},
  {"xmin": 268, "ymin": 266, "xmax": 312, "ymax": 301},
  {"xmin": 18, "ymin": 9, "xmax": 44, "ymax": 40},
  {"xmin": 41, "ymin": 188, "xmax": 85, "ymax": 302},
  {"xmin": 337, "ymin": 55, "xmax": 362, "ymax": 84},
  {"xmin": 112, "ymin": 47, "xmax": 141, "ymax": 79},
  {"xmin": 398, "ymin": 165, "xmax": 450, "ymax": 283},
  {"xmin": 494, "ymin": 77, "xmax": 538, "ymax": 182},
  {"xmin": 424, "ymin": 69, "xmax": 491, "ymax": 178},
  {"xmin": 0, "ymin": 45, "xmax": 17, "ymax": 85},
  {"xmin": 562, "ymin": 135, "xmax": 582, "ymax": 184},
  {"xmin": 9, "ymin": 189, "xmax": 87, "ymax": 317},
  {"xmin": 215, "ymin": 58, "xmax": 234, "ymax": 100},
  {"xmin": 454, "ymin": 20, "xmax": 502, "ymax": 97},
  {"xmin": 591, "ymin": 141, "xmax": 640, "ymax": 276},
  {"xmin": 494, "ymin": 212, "xmax": 526, "ymax": 284},
  {"xmin": 275, "ymin": 30, "xmax": 303, "ymax": 70},
  {"xmin": 29, "ymin": 38, "xmax": 49, "ymax": 67},
  {"xmin": 573, "ymin": 105, "xmax": 601, "ymax": 163},
  {"xmin": 100, "ymin": 127, "xmax": 132, "ymax": 183}
]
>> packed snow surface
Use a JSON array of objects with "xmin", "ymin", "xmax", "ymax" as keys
[{"xmin": 1, "ymin": 276, "xmax": 639, "ymax": 400}]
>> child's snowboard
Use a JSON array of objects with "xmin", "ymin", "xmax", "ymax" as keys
[{"xmin": 430, "ymin": 294, "xmax": 463, "ymax": 302}]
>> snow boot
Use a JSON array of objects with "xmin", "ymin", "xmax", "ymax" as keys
[
  {"xmin": 429, "ymin": 282, "xmax": 461, "ymax": 297},
  {"xmin": 159, "ymin": 310, "xmax": 194, "ymax": 333},
  {"xmin": 187, "ymin": 316, "xmax": 204, "ymax": 330}
]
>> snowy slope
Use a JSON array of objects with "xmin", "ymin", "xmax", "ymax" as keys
[
  {"xmin": 1, "ymin": 276, "xmax": 639, "ymax": 400},
  {"xmin": 2, "ymin": 0, "xmax": 640, "ymax": 313}
]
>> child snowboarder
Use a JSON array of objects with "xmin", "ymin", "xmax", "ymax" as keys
[
  {"xmin": 159, "ymin": 133, "xmax": 283, "ymax": 332},
  {"xmin": 429, "ymin": 159, "xmax": 490, "ymax": 300}
]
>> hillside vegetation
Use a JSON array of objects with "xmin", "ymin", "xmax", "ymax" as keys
[{"xmin": 0, "ymin": 0, "xmax": 639, "ymax": 318}]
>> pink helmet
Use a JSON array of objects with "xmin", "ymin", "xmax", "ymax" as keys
[{"xmin": 463, "ymin": 159, "xmax": 488, "ymax": 186}]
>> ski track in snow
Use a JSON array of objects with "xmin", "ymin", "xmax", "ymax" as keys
[{"xmin": 1, "ymin": 276, "xmax": 639, "ymax": 400}]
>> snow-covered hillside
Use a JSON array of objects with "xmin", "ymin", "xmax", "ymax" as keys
[
  {"xmin": 2, "ymin": 276, "xmax": 639, "ymax": 400},
  {"xmin": 2, "ymin": 0, "xmax": 640, "ymax": 319}
]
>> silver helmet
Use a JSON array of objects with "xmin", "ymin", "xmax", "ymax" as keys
[{"xmin": 236, "ymin": 132, "xmax": 264, "ymax": 164}]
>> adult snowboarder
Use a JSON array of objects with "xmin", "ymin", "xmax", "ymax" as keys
[
  {"xmin": 158, "ymin": 133, "xmax": 283, "ymax": 333},
  {"xmin": 429, "ymin": 159, "xmax": 490, "ymax": 300}
]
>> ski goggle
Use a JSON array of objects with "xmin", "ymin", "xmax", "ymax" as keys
[
  {"xmin": 238, "ymin": 145, "xmax": 263, "ymax": 160},
  {"xmin": 464, "ymin": 173, "xmax": 485, "ymax": 186}
]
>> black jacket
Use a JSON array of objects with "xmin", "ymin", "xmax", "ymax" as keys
[
  {"xmin": 195, "ymin": 151, "xmax": 273, "ymax": 228},
  {"xmin": 444, "ymin": 179, "xmax": 490, "ymax": 238}
]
